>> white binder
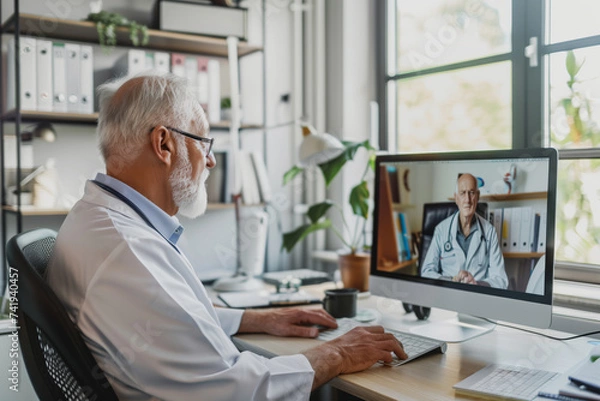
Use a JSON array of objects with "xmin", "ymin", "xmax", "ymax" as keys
[
  {"xmin": 171, "ymin": 53, "xmax": 185, "ymax": 77},
  {"xmin": 509, "ymin": 207, "xmax": 521, "ymax": 253},
  {"xmin": 79, "ymin": 45, "xmax": 94, "ymax": 114},
  {"xmin": 113, "ymin": 49, "xmax": 146, "ymax": 77},
  {"xmin": 144, "ymin": 51, "xmax": 155, "ymax": 71},
  {"xmin": 197, "ymin": 57, "xmax": 209, "ymax": 111},
  {"xmin": 36, "ymin": 39, "xmax": 53, "ymax": 111},
  {"xmin": 65, "ymin": 43, "xmax": 81, "ymax": 113},
  {"xmin": 518, "ymin": 206, "xmax": 533, "ymax": 253},
  {"xmin": 207, "ymin": 59, "xmax": 221, "ymax": 123},
  {"xmin": 154, "ymin": 52, "xmax": 170, "ymax": 73},
  {"xmin": 537, "ymin": 211, "xmax": 547, "ymax": 252},
  {"xmin": 52, "ymin": 42, "xmax": 68, "ymax": 112},
  {"xmin": 184, "ymin": 55, "xmax": 198, "ymax": 99},
  {"xmin": 7, "ymin": 36, "xmax": 37, "ymax": 111}
]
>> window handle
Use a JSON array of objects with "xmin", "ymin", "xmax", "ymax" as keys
[{"xmin": 524, "ymin": 37, "xmax": 538, "ymax": 68}]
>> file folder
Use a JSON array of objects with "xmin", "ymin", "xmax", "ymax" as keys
[
  {"xmin": 171, "ymin": 53, "xmax": 185, "ymax": 77},
  {"xmin": 509, "ymin": 207, "xmax": 521, "ymax": 253},
  {"xmin": 154, "ymin": 52, "xmax": 170, "ymax": 73},
  {"xmin": 65, "ymin": 43, "xmax": 81, "ymax": 113},
  {"xmin": 79, "ymin": 45, "xmax": 94, "ymax": 114},
  {"xmin": 36, "ymin": 39, "xmax": 53, "ymax": 111},
  {"xmin": 184, "ymin": 55, "xmax": 198, "ymax": 98},
  {"xmin": 7, "ymin": 36, "xmax": 37, "ymax": 111},
  {"xmin": 197, "ymin": 57, "xmax": 209, "ymax": 111},
  {"xmin": 519, "ymin": 206, "xmax": 533, "ymax": 253},
  {"xmin": 52, "ymin": 42, "xmax": 68, "ymax": 112},
  {"xmin": 113, "ymin": 49, "xmax": 146, "ymax": 77},
  {"xmin": 207, "ymin": 59, "xmax": 221, "ymax": 123}
]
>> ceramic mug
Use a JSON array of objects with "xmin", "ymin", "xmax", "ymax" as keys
[{"xmin": 323, "ymin": 288, "xmax": 358, "ymax": 318}]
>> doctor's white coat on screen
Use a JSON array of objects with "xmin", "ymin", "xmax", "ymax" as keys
[{"xmin": 421, "ymin": 212, "xmax": 508, "ymax": 289}]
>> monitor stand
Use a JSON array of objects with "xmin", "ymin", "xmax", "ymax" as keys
[{"xmin": 410, "ymin": 314, "xmax": 496, "ymax": 343}]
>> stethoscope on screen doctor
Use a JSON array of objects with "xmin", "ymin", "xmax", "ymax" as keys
[{"xmin": 443, "ymin": 212, "xmax": 488, "ymax": 260}]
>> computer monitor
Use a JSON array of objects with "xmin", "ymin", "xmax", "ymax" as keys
[{"xmin": 370, "ymin": 148, "xmax": 558, "ymax": 342}]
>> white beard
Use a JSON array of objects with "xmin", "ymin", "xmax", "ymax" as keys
[{"xmin": 169, "ymin": 150, "xmax": 209, "ymax": 219}]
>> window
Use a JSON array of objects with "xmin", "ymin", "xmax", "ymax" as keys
[{"xmin": 381, "ymin": 0, "xmax": 600, "ymax": 288}]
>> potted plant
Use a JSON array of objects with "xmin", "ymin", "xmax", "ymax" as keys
[
  {"xmin": 221, "ymin": 97, "xmax": 232, "ymax": 121},
  {"xmin": 281, "ymin": 128, "xmax": 376, "ymax": 291},
  {"xmin": 86, "ymin": 9, "xmax": 149, "ymax": 52}
]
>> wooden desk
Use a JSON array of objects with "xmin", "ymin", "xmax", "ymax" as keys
[{"xmin": 232, "ymin": 285, "xmax": 593, "ymax": 401}]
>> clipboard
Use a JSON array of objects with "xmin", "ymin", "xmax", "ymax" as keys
[{"xmin": 218, "ymin": 290, "xmax": 321, "ymax": 309}]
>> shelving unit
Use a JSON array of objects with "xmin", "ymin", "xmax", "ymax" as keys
[
  {"xmin": 1, "ymin": 2, "xmax": 267, "ymax": 282},
  {"xmin": 1, "ymin": 109, "xmax": 264, "ymax": 131},
  {"xmin": 2, "ymin": 14, "xmax": 262, "ymax": 57}
]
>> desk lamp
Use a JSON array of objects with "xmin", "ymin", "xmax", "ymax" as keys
[{"xmin": 21, "ymin": 122, "xmax": 57, "ymax": 143}]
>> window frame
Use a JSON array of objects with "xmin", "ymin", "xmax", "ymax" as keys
[{"xmin": 377, "ymin": 0, "xmax": 600, "ymax": 289}]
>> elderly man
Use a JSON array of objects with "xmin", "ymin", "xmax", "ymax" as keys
[
  {"xmin": 47, "ymin": 73, "xmax": 406, "ymax": 400},
  {"xmin": 421, "ymin": 173, "xmax": 508, "ymax": 289}
]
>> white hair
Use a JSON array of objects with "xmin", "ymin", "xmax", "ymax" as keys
[{"xmin": 96, "ymin": 71, "xmax": 208, "ymax": 165}]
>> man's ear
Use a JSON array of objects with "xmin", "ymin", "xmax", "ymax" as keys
[{"xmin": 150, "ymin": 126, "xmax": 174, "ymax": 166}]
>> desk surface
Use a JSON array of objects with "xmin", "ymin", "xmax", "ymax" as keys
[{"xmin": 231, "ymin": 283, "xmax": 594, "ymax": 401}]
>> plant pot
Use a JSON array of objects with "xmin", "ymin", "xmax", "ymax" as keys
[{"xmin": 338, "ymin": 252, "xmax": 370, "ymax": 293}]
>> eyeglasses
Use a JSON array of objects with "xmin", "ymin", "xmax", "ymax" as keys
[{"xmin": 163, "ymin": 126, "xmax": 214, "ymax": 155}]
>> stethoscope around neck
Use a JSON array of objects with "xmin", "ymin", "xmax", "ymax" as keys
[{"xmin": 444, "ymin": 212, "xmax": 488, "ymax": 256}]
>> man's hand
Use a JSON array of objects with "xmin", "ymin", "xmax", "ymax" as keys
[
  {"xmin": 453, "ymin": 270, "xmax": 491, "ymax": 286},
  {"xmin": 238, "ymin": 308, "xmax": 338, "ymax": 338},
  {"xmin": 453, "ymin": 270, "xmax": 477, "ymax": 284},
  {"xmin": 302, "ymin": 326, "xmax": 407, "ymax": 390}
]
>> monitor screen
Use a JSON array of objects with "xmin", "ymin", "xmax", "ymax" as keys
[{"xmin": 370, "ymin": 148, "xmax": 558, "ymax": 342}]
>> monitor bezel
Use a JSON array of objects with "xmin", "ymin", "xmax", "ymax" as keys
[{"xmin": 370, "ymin": 148, "xmax": 558, "ymax": 326}]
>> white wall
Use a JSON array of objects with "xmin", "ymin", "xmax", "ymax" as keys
[{"xmin": 325, "ymin": 0, "xmax": 377, "ymax": 253}]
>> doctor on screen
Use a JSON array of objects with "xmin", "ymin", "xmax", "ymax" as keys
[{"xmin": 421, "ymin": 173, "xmax": 509, "ymax": 289}]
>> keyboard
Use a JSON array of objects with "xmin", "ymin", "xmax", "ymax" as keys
[
  {"xmin": 453, "ymin": 364, "xmax": 559, "ymax": 401},
  {"xmin": 262, "ymin": 269, "xmax": 330, "ymax": 287},
  {"xmin": 318, "ymin": 318, "xmax": 447, "ymax": 366}
]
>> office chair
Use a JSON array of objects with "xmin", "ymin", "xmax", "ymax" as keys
[{"xmin": 6, "ymin": 228, "xmax": 118, "ymax": 401}]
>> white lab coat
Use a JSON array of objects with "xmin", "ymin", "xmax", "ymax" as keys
[
  {"xmin": 420, "ymin": 212, "xmax": 508, "ymax": 289},
  {"xmin": 47, "ymin": 181, "xmax": 314, "ymax": 401}
]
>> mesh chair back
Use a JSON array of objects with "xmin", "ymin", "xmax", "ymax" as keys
[{"xmin": 6, "ymin": 228, "xmax": 118, "ymax": 401}]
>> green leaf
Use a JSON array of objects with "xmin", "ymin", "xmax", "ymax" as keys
[
  {"xmin": 307, "ymin": 201, "xmax": 334, "ymax": 223},
  {"xmin": 368, "ymin": 153, "xmax": 376, "ymax": 171},
  {"xmin": 565, "ymin": 50, "xmax": 584, "ymax": 82},
  {"xmin": 281, "ymin": 219, "xmax": 332, "ymax": 252},
  {"xmin": 318, "ymin": 140, "xmax": 373, "ymax": 186},
  {"xmin": 282, "ymin": 165, "xmax": 304, "ymax": 186},
  {"xmin": 349, "ymin": 181, "xmax": 369, "ymax": 219},
  {"xmin": 318, "ymin": 153, "xmax": 348, "ymax": 186}
]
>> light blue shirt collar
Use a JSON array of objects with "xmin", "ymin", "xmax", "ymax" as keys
[{"xmin": 94, "ymin": 173, "xmax": 184, "ymax": 245}]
